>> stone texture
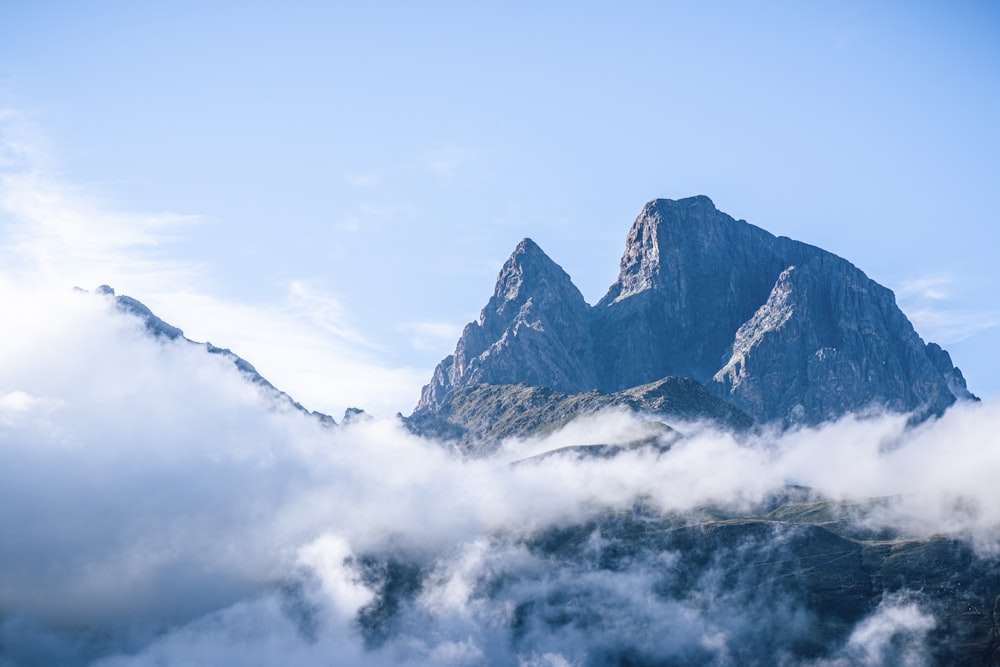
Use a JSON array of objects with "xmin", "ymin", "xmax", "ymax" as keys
[
  {"xmin": 407, "ymin": 376, "xmax": 753, "ymax": 453},
  {"xmin": 416, "ymin": 197, "xmax": 975, "ymax": 425},
  {"xmin": 417, "ymin": 238, "xmax": 597, "ymax": 410}
]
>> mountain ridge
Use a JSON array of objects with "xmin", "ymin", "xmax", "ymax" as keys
[
  {"xmin": 94, "ymin": 285, "xmax": 339, "ymax": 426},
  {"xmin": 417, "ymin": 196, "xmax": 974, "ymax": 426}
]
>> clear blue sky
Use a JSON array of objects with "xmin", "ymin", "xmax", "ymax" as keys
[{"xmin": 1, "ymin": 1, "xmax": 998, "ymax": 416}]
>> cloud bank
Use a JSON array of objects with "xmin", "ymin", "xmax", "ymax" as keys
[
  {"xmin": 0, "ymin": 284, "xmax": 998, "ymax": 666},
  {"xmin": 2, "ymin": 115, "xmax": 997, "ymax": 667}
]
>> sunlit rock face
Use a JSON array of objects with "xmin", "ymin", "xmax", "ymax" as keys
[
  {"xmin": 417, "ymin": 238, "xmax": 598, "ymax": 410},
  {"xmin": 417, "ymin": 197, "xmax": 974, "ymax": 426}
]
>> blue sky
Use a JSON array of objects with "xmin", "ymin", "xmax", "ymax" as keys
[{"xmin": 1, "ymin": 1, "xmax": 998, "ymax": 416}]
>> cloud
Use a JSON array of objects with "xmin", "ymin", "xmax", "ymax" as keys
[
  {"xmin": 1, "ymin": 284, "xmax": 999, "ymax": 665},
  {"xmin": 897, "ymin": 274, "xmax": 956, "ymax": 301},
  {"xmin": 0, "ymin": 167, "xmax": 202, "ymax": 293},
  {"xmin": 904, "ymin": 306, "xmax": 1000, "ymax": 345},
  {"xmin": 0, "ymin": 117, "xmax": 426, "ymax": 418},
  {"xmin": 3, "ymin": 114, "xmax": 999, "ymax": 667},
  {"xmin": 895, "ymin": 273, "xmax": 1000, "ymax": 343},
  {"xmin": 402, "ymin": 320, "xmax": 465, "ymax": 352},
  {"xmin": 0, "ymin": 109, "xmax": 53, "ymax": 170},
  {"xmin": 810, "ymin": 593, "xmax": 937, "ymax": 667}
]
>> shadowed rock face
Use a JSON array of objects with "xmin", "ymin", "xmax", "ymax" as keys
[
  {"xmin": 351, "ymin": 505, "xmax": 1000, "ymax": 666},
  {"xmin": 416, "ymin": 197, "xmax": 974, "ymax": 426},
  {"xmin": 406, "ymin": 377, "xmax": 753, "ymax": 454}
]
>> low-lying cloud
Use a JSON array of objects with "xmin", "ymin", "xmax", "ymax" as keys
[{"xmin": 1, "ymin": 287, "xmax": 998, "ymax": 666}]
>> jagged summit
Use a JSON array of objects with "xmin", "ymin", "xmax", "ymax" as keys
[
  {"xmin": 97, "ymin": 284, "xmax": 185, "ymax": 340},
  {"xmin": 484, "ymin": 236, "xmax": 585, "ymax": 322},
  {"xmin": 415, "ymin": 197, "xmax": 975, "ymax": 426},
  {"xmin": 417, "ymin": 238, "xmax": 597, "ymax": 410},
  {"xmin": 600, "ymin": 196, "xmax": 731, "ymax": 303}
]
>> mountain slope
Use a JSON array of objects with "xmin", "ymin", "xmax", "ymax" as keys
[
  {"xmin": 419, "ymin": 239, "xmax": 598, "ymax": 410},
  {"xmin": 97, "ymin": 285, "xmax": 336, "ymax": 425},
  {"xmin": 407, "ymin": 376, "xmax": 753, "ymax": 453},
  {"xmin": 416, "ymin": 197, "xmax": 974, "ymax": 426}
]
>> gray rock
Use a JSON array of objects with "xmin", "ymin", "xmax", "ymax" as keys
[
  {"xmin": 407, "ymin": 376, "xmax": 753, "ymax": 454},
  {"xmin": 417, "ymin": 197, "xmax": 975, "ymax": 426},
  {"xmin": 417, "ymin": 238, "xmax": 597, "ymax": 410}
]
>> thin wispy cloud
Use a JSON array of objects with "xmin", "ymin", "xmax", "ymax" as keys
[
  {"xmin": 403, "ymin": 320, "xmax": 465, "ymax": 352},
  {"xmin": 905, "ymin": 307, "xmax": 1000, "ymax": 345},
  {"xmin": 894, "ymin": 273, "xmax": 1000, "ymax": 344},
  {"xmin": 0, "ymin": 169, "xmax": 202, "ymax": 293},
  {"xmin": 897, "ymin": 274, "xmax": 957, "ymax": 301},
  {"xmin": 1, "ymin": 291, "xmax": 997, "ymax": 664},
  {"xmin": 0, "ymin": 109, "xmax": 53, "ymax": 170},
  {"xmin": 0, "ymin": 120, "xmax": 425, "ymax": 419}
]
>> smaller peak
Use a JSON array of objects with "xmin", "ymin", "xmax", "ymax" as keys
[
  {"xmin": 342, "ymin": 407, "xmax": 371, "ymax": 424},
  {"xmin": 491, "ymin": 237, "xmax": 580, "ymax": 304},
  {"xmin": 96, "ymin": 284, "xmax": 115, "ymax": 296}
]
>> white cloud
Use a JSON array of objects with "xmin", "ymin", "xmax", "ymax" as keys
[
  {"xmin": 0, "ymin": 169, "xmax": 202, "ymax": 292},
  {"xmin": 2, "ymin": 290, "xmax": 999, "ymax": 664},
  {"xmin": 894, "ymin": 273, "xmax": 1000, "ymax": 344},
  {"xmin": 904, "ymin": 306, "xmax": 1000, "ymax": 345},
  {"xmin": 812, "ymin": 593, "xmax": 936, "ymax": 667},
  {"xmin": 0, "ymin": 118, "xmax": 427, "ymax": 418},
  {"xmin": 897, "ymin": 274, "xmax": 956, "ymax": 301},
  {"xmin": 3, "ymin": 115, "xmax": 999, "ymax": 667},
  {"xmin": 402, "ymin": 320, "xmax": 465, "ymax": 352}
]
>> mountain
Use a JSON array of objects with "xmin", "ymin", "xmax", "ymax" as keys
[
  {"xmin": 96, "ymin": 285, "xmax": 337, "ymax": 425},
  {"xmin": 416, "ymin": 197, "xmax": 975, "ymax": 427},
  {"xmin": 350, "ymin": 499, "xmax": 1000, "ymax": 666},
  {"xmin": 418, "ymin": 238, "xmax": 598, "ymax": 410},
  {"xmin": 406, "ymin": 377, "xmax": 753, "ymax": 454}
]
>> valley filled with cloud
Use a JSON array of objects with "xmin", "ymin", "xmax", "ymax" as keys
[{"xmin": 1, "ymin": 285, "xmax": 998, "ymax": 665}]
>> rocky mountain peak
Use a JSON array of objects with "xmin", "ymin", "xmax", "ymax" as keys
[
  {"xmin": 604, "ymin": 196, "xmax": 729, "ymax": 302},
  {"xmin": 485, "ymin": 237, "xmax": 583, "ymax": 320},
  {"xmin": 416, "ymin": 238, "xmax": 596, "ymax": 412},
  {"xmin": 416, "ymin": 197, "xmax": 975, "ymax": 426}
]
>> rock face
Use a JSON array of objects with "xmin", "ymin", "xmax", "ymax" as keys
[
  {"xmin": 407, "ymin": 377, "xmax": 753, "ymax": 453},
  {"xmin": 419, "ymin": 239, "xmax": 598, "ymax": 409},
  {"xmin": 417, "ymin": 197, "xmax": 974, "ymax": 425}
]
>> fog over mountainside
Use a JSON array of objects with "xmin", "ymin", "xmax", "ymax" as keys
[{"xmin": 1, "ymin": 201, "xmax": 998, "ymax": 666}]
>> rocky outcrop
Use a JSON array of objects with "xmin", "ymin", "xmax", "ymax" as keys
[
  {"xmin": 416, "ymin": 197, "xmax": 975, "ymax": 425},
  {"xmin": 407, "ymin": 376, "xmax": 753, "ymax": 453},
  {"xmin": 418, "ymin": 239, "xmax": 597, "ymax": 410}
]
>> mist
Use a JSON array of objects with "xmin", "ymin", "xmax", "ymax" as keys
[{"xmin": 1, "ymin": 288, "xmax": 998, "ymax": 666}]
